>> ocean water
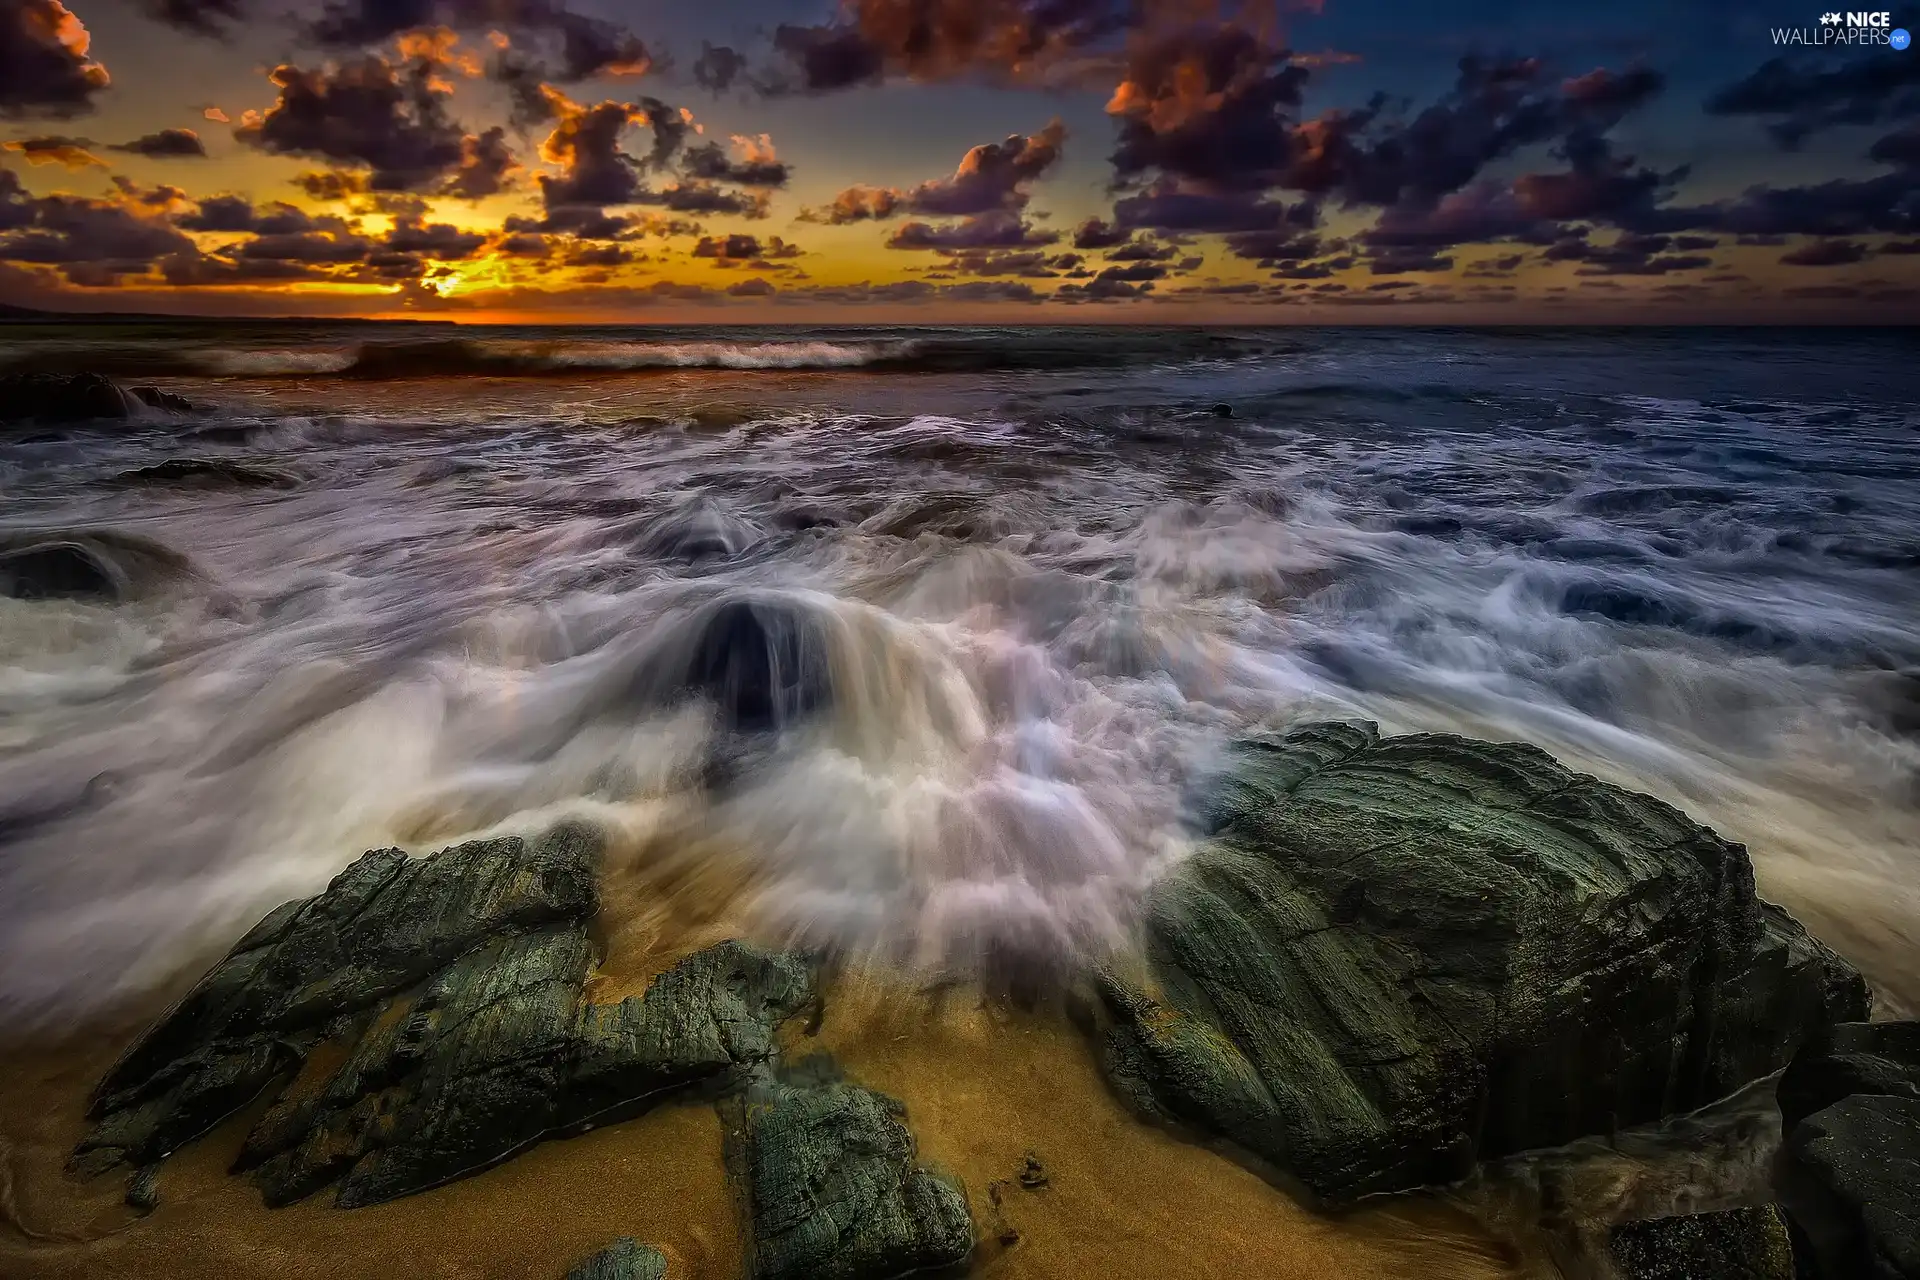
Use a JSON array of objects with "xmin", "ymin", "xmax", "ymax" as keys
[{"xmin": 0, "ymin": 323, "xmax": 1915, "ymax": 1027}]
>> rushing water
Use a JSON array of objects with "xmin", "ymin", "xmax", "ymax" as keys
[{"xmin": 0, "ymin": 323, "xmax": 1915, "ymax": 1027}]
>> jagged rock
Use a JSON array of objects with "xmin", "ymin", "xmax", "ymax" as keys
[
  {"xmin": 125, "ymin": 1164, "xmax": 160, "ymax": 1214},
  {"xmin": 0, "ymin": 371, "xmax": 137, "ymax": 422},
  {"xmin": 127, "ymin": 386, "xmax": 195, "ymax": 414},
  {"xmin": 74, "ymin": 825, "xmax": 815, "ymax": 1209},
  {"xmin": 1775, "ymin": 1022, "xmax": 1920, "ymax": 1280},
  {"xmin": 107, "ymin": 458, "xmax": 297, "ymax": 489},
  {"xmin": 0, "ymin": 530, "xmax": 193, "ymax": 602},
  {"xmin": 733, "ymin": 1070, "xmax": 973, "ymax": 1280},
  {"xmin": 1607, "ymin": 1206, "xmax": 1795, "ymax": 1280},
  {"xmin": 1098, "ymin": 721, "xmax": 1868, "ymax": 1207},
  {"xmin": 566, "ymin": 1237, "xmax": 668, "ymax": 1280}
]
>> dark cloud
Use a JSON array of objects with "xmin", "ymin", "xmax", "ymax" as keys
[
  {"xmin": 682, "ymin": 138, "xmax": 790, "ymax": 188},
  {"xmin": 296, "ymin": 169, "xmax": 369, "ymax": 201},
  {"xmin": 691, "ymin": 231, "xmax": 762, "ymax": 263},
  {"xmin": 0, "ymin": 190, "xmax": 196, "ymax": 283},
  {"xmin": 1706, "ymin": 54, "xmax": 1920, "ymax": 149},
  {"xmin": 1779, "ymin": 238, "xmax": 1868, "ymax": 266},
  {"xmin": 1071, "ymin": 216, "xmax": 1128, "ymax": 249},
  {"xmin": 536, "ymin": 98, "xmax": 647, "ymax": 208},
  {"xmin": 648, "ymin": 180, "xmax": 770, "ymax": 218},
  {"xmin": 138, "ymin": 0, "xmax": 245, "ymax": 35},
  {"xmin": 693, "ymin": 42, "xmax": 748, "ymax": 94},
  {"xmin": 1104, "ymin": 237, "xmax": 1177, "ymax": 262},
  {"xmin": 564, "ymin": 241, "xmax": 633, "ymax": 267},
  {"xmin": 1112, "ymin": 185, "xmax": 1308, "ymax": 235},
  {"xmin": 3, "ymin": 133, "xmax": 102, "ymax": 168},
  {"xmin": 812, "ymin": 120, "xmax": 1064, "ymax": 224},
  {"xmin": 385, "ymin": 214, "xmax": 486, "ymax": 258},
  {"xmin": 444, "ymin": 126, "xmax": 517, "ymax": 199},
  {"xmin": 109, "ymin": 127, "xmax": 207, "ymax": 158},
  {"xmin": 886, "ymin": 209, "xmax": 1058, "ymax": 250},
  {"xmin": 726, "ymin": 275, "xmax": 775, "ymax": 297},
  {"xmin": 1, "ymin": 0, "xmax": 111, "ymax": 118},
  {"xmin": 236, "ymin": 55, "xmax": 468, "ymax": 192},
  {"xmin": 941, "ymin": 248, "xmax": 1058, "ymax": 277}
]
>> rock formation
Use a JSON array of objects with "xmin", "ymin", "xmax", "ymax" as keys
[
  {"xmin": 1607, "ymin": 1206, "xmax": 1795, "ymax": 1280},
  {"xmin": 0, "ymin": 372, "xmax": 195, "ymax": 423},
  {"xmin": 566, "ymin": 1238, "xmax": 669, "ymax": 1280},
  {"xmin": 1775, "ymin": 1021, "xmax": 1920, "ymax": 1279},
  {"xmin": 1096, "ymin": 721, "xmax": 1869, "ymax": 1206}
]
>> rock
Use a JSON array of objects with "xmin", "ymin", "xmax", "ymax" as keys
[
  {"xmin": 732, "ymin": 1069, "xmax": 973, "ymax": 1280},
  {"xmin": 127, "ymin": 386, "xmax": 195, "ymax": 414},
  {"xmin": 1097, "ymin": 721, "xmax": 1868, "ymax": 1207},
  {"xmin": 0, "ymin": 530, "xmax": 193, "ymax": 602},
  {"xmin": 74, "ymin": 825, "xmax": 815, "ymax": 1209},
  {"xmin": 0, "ymin": 372, "xmax": 137, "ymax": 423},
  {"xmin": 1775, "ymin": 1022, "xmax": 1920, "ymax": 1280},
  {"xmin": 566, "ymin": 1238, "xmax": 668, "ymax": 1280},
  {"xmin": 107, "ymin": 459, "xmax": 297, "ymax": 489},
  {"xmin": 125, "ymin": 1164, "xmax": 161, "ymax": 1214},
  {"xmin": 1017, "ymin": 1152, "xmax": 1048, "ymax": 1190},
  {"xmin": 636, "ymin": 500, "xmax": 762, "ymax": 564},
  {"xmin": 682, "ymin": 596, "xmax": 831, "ymax": 734},
  {"xmin": 1210, "ymin": 403, "xmax": 1233, "ymax": 418},
  {"xmin": 1607, "ymin": 1206, "xmax": 1795, "ymax": 1280}
]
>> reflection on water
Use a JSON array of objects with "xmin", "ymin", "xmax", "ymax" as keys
[{"xmin": 0, "ymin": 325, "xmax": 1915, "ymax": 1026}]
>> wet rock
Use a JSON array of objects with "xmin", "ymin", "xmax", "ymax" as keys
[
  {"xmin": 127, "ymin": 386, "xmax": 195, "ymax": 414},
  {"xmin": 1017, "ymin": 1152, "xmax": 1048, "ymax": 1190},
  {"xmin": 636, "ymin": 500, "xmax": 762, "ymax": 564},
  {"xmin": 1211, "ymin": 403, "xmax": 1233, "ymax": 418},
  {"xmin": 74, "ymin": 825, "xmax": 815, "ymax": 1209},
  {"xmin": 1098, "ymin": 721, "xmax": 1868, "ymax": 1207},
  {"xmin": 732, "ymin": 1072, "xmax": 973, "ymax": 1280},
  {"xmin": 0, "ymin": 530, "xmax": 193, "ymax": 602},
  {"xmin": 566, "ymin": 1237, "xmax": 668, "ymax": 1280},
  {"xmin": 1775, "ymin": 1021, "xmax": 1920, "ymax": 1280},
  {"xmin": 0, "ymin": 371, "xmax": 137, "ymax": 423},
  {"xmin": 1607, "ymin": 1206, "xmax": 1794, "ymax": 1280},
  {"xmin": 125, "ymin": 1164, "xmax": 160, "ymax": 1214},
  {"xmin": 683, "ymin": 597, "xmax": 832, "ymax": 734},
  {"xmin": 107, "ymin": 458, "xmax": 298, "ymax": 489}
]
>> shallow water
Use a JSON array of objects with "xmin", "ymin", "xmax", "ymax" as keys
[{"xmin": 1, "ymin": 323, "xmax": 1915, "ymax": 1025}]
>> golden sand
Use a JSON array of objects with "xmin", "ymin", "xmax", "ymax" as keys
[{"xmin": 0, "ymin": 953, "xmax": 1536, "ymax": 1280}]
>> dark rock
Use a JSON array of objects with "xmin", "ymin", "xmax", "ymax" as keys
[
  {"xmin": 74, "ymin": 825, "xmax": 815, "ymax": 1209},
  {"xmin": 107, "ymin": 459, "xmax": 298, "ymax": 489},
  {"xmin": 0, "ymin": 530, "xmax": 193, "ymax": 602},
  {"xmin": 1211, "ymin": 403, "xmax": 1233, "ymax": 417},
  {"xmin": 682, "ymin": 597, "xmax": 831, "ymax": 734},
  {"xmin": 566, "ymin": 1237, "xmax": 668, "ymax": 1280},
  {"xmin": 1017, "ymin": 1152, "xmax": 1048, "ymax": 1190},
  {"xmin": 1098, "ymin": 721, "xmax": 1868, "ymax": 1207},
  {"xmin": 1607, "ymin": 1206, "xmax": 1795, "ymax": 1280},
  {"xmin": 0, "ymin": 372, "xmax": 136, "ymax": 423},
  {"xmin": 127, "ymin": 386, "xmax": 195, "ymax": 414},
  {"xmin": 1775, "ymin": 1022, "xmax": 1920, "ymax": 1280},
  {"xmin": 636, "ymin": 500, "xmax": 762, "ymax": 564},
  {"xmin": 125, "ymin": 1164, "xmax": 161, "ymax": 1214},
  {"xmin": 732, "ymin": 1073, "xmax": 973, "ymax": 1280}
]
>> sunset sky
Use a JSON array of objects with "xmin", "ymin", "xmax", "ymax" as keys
[{"xmin": 1, "ymin": 0, "xmax": 1916, "ymax": 322}]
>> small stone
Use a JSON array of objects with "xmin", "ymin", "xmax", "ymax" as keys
[
  {"xmin": 1210, "ymin": 403, "xmax": 1233, "ymax": 417},
  {"xmin": 565, "ymin": 1237, "xmax": 667, "ymax": 1280},
  {"xmin": 125, "ymin": 1165, "xmax": 160, "ymax": 1214},
  {"xmin": 1017, "ymin": 1152, "xmax": 1049, "ymax": 1190}
]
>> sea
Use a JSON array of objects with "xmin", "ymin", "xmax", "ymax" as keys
[{"xmin": 0, "ymin": 323, "xmax": 1915, "ymax": 1028}]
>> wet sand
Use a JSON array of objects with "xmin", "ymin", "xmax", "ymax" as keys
[{"xmin": 0, "ymin": 965, "xmax": 1535, "ymax": 1280}]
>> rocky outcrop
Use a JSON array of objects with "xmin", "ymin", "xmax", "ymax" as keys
[
  {"xmin": 1607, "ymin": 1206, "xmax": 1795, "ymax": 1280},
  {"xmin": 0, "ymin": 530, "xmax": 194, "ymax": 602},
  {"xmin": 107, "ymin": 458, "xmax": 298, "ymax": 489},
  {"xmin": 1775, "ymin": 1021, "xmax": 1920, "ymax": 1280},
  {"xmin": 730, "ymin": 1065, "xmax": 973, "ymax": 1280},
  {"xmin": 0, "ymin": 372, "xmax": 194, "ymax": 423},
  {"xmin": 74, "ymin": 826, "xmax": 814, "ymax": 1208},
  {"xmin": 1096, "ymin": 721, "xmax": 1869, "ymax": 1207},
  {"xmin": 566, "ymin": 1238, "xmax": 669, "ymax": 1280}
]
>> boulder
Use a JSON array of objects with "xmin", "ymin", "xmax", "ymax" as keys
[
  {"xmin": 0, "ymin": 372, "xmax": 137, "ymax": 423},
  {"xmin": 1607, "ymin": 1206, "xmax": 1795, "ymax": 1280},
  {"xmin": 1775, "ymin": 1022, "xmax": 1920, "ymax": 1280},
  {"xmin": 74, "ymin": 826, "xmax": 815, "ymax": 1208},
  {"xmin": 566, "ymin": 1238, "xmax": 668, "ymax": 1280},
  {"xmin": 0, "ymin": 530, "xmax": 193, "ymax": 602},
  {"xmin": 730, "ymin": 1068, "xmax": 973, "ymax": 1280},
  {"xmin": 682, "ymin": 597, "xmax": 831, "ymax": 734},
  {"xmin": 1096, "ymin": 721, "xmax": 1868, "ymax": 1207}
]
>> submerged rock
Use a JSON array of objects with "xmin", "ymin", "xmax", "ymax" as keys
[
  {"xmin": 1607, "ymin": 1206, "xmax": 1794, "ymax": 1280},
  {"xmin": 1098, "ymin": 721, "xmax": 1868, "ymax": 1207},
  {"xmin": 0, "ymin": 530, "xmax": 193, "ymax": 602},
  {"xmin": 74, "ymin": 825, "xmax": 815, "ymax": 1208},
  {"xmin": 676, "ymin": 595, "xmax": 832, "ymax": 734},
  {"xmin": 635, "ymin": 500, "xmax": 762, "ymax": 564},
  {"xmin": 566, "ymin": 1238, "xmax": 668, "ymax": 1280},
  {"xmin": 107, "ymin": 458, "xmax": 298, "ymax": 489},
  {"xmin": 731, "ymin": 1070, "xmax": 973, "ymax": 1280},
  {"xmin": 1775, "ymin": 1021, "xmax": 1920, "ymax": 1280}
]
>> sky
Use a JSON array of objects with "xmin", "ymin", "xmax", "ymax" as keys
[{"xmin": 0, "ymin": 0, "xmax": 1916, "ymax": 322}]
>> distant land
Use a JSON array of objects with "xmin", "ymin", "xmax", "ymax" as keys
[{"xmin": 0, "ymin": 302, "xmax": 437, "ymax": 326}]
